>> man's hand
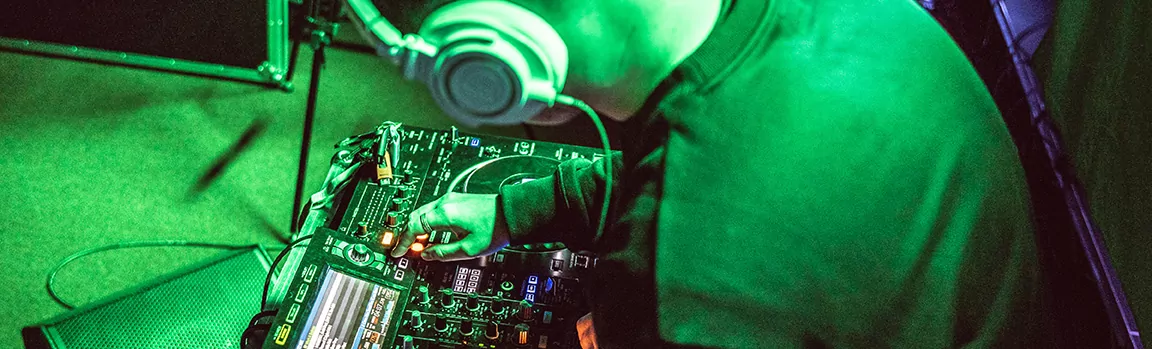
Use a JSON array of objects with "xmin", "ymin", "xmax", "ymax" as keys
[
  {"xmin": 390, "ymin": 192, "xmax": 512, "ymax": 261},
  {"xmin": 577, "ymin": 312, "xmax": 598, "ymax": 349}
]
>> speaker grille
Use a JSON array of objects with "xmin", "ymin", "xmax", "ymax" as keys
[{"xmin": 27, "ymin": 248, "xmax": 269, "ymax": 349}]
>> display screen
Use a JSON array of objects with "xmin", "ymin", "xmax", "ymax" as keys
[{"xmin": 296, "ymin": 268, "xmax": 402, "ymax": 349}]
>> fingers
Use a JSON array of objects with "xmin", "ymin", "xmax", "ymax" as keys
[
  {"xmin": 577, "ymin": 312, "xmax": 597, "ymax": 349},
  {"xmin": 391, "ymin": 201, "xmax": 434, "ymax": 258}
]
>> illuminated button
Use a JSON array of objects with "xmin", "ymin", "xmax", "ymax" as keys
[
  {"xmin": 543, "ymin": 311, "xmax": 553, "ymax": 324},
  {"xmin": 394, "ymin": 269, "xmax": 405, "ymax": 281},
  {"xmin": 460, "ymin": 320, "xmax": 475, "ymax": 336},
  {"xmin": 397, "ymin": 258, "xmax": 409, "ymax": 269},
  {"xmin": 526, "ymin": 285, "xmax": 536, "ymax": 293},
  {"xmin": 515, "ymin": 324, "xmax": 530, "ymax": 345},
  {"xmin": 538, "ymin": 335, "xmax": 549, "ymax": 348},
  {"xmin": 286, "ymin": 304, "xmax": 300, "ymax": 323},
  {"xmin": 484, "ymin": 322, "xmax": 500, "ymax": 340},
  {"xmin": 416, "ymin": 234, "xmax": 429, "ymax": 241},
  {"xmin": 274, "ymin": 324, "xmax": 291, "ymax": 345},
  {"xmin": 525, "ymin": 294, "xmax": 536, "ymax": 302},
  {"xmin": 500, "ymin": 281, "xmax": 514, "ymax": 292},
  {"xmin": 294, "ymin": 284, "xmax": 309, "ymax": 302},
  {"xmin": 410, "ymin": 242, "xmax": 425, "ymax": 253},
  {"xmin": 527, "ymin": 275, "xmax": 538, "ymax": 285},
  {"xmin": 380, "ymin": 230, "xmax": 396, "ymax": 247}
]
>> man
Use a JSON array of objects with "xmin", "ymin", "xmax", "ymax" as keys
[{"xmin": 367, "ymin": 0, "xmax": 1043, "ymax": 347}]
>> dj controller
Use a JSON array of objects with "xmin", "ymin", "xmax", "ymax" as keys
[{"xmin": 262, "ymin": 125, "xmax": 607, "ymax": 349}]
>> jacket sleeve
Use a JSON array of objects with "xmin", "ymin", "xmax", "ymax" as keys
[{"xmin": 497, "ymin": 154, "xmax": 621, "ymax": 251}]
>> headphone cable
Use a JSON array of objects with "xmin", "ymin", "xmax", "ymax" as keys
[{"xmin": 555, "ymin": 95, "xmax": 613, "ymax": 241}]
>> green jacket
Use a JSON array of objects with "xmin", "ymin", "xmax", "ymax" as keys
[{"xmin": 501, "ymin": 0, "xmax": 1041, "ymax": 347}]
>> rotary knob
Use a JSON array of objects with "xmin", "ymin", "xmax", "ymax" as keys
[
  {"xmin": 517, "ymin": 300, "xmax": 534, "ymax": 322},
  {"xmin": 417, "ymin": 285, "xmax": 431, "ymax": 304},
  {"xmin": 347, "ymin": 244, "xmax": 373, "ymax": 265},
  {"xmin": 466, "ymin": 294, "xmax": 481, "ymax": 311},
  {"xmin": 515, "ymin": 323, "xmax": 530, "ymax": 345},
  {"xmin": 386, "ymin": 212, "xmax": 401, "ymax": 227},
  {"xmin": 409, "ymin": 311, "xmax": 425, "ymax": 328},
  {"xmin": 401, "ymin": 336, "xmax": 415, "ymax": 349},
  {"xmin": 434, "ymin": 317, "xmax": 449, "ymax": 332},
  {"xmin": 490, "ymin": 300, "xmax": 505, "ymax": 315},
  {"xmin": 439, "ymin": 289, "xmax": 456, "ymax": 308},
  {"xmin": 355, "ymin": 221, "xmax": 369, "ymax": 237},
  {"xmin": 459, "ymin": 320, "xmax": 475, "ymax": 336},
  {"xmin": 484, "ymin": 322, "xmax": 500, "ymax": 340}
]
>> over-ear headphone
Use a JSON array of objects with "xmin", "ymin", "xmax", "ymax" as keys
[{"xmin": 345, "ymin": 0, "xmax": 569, "ymax": 127}]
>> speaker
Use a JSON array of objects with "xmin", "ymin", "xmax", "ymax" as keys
[{"xmin": 23, "ymin": 247, "xmax": 272, "ymax": 349}]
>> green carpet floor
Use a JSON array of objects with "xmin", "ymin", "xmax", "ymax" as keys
[{"xmin": 0, "ymin": 46, "xmax": 604, "ymax": 348}]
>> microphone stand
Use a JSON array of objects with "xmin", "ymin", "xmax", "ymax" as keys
[{"xmin": 290, "ymin": 0, "xmax": 341, "ymax": 234}]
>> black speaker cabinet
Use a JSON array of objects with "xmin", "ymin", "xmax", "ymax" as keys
[
  {"xmin": 22, "ymin": 247, "xmax": 271, "ymax": 349},
  {"xmin": 0, "ymin": 0, "xmax": 290, "ymax": 88}
]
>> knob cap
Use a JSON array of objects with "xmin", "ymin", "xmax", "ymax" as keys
[
  {"xmin": 391, "ymin": 198, "xmax": 406, "ymax": 211},
  {"xmin": 348, "ymin": 244, "xmax": 373, "ymax": 265},
  {"xmin": 417, "ymin": 285, "xmax": 431, "ymax": 304},
  {"xmin": 356, "ymin": 221, "xmax": 369, "ymax": 237},
  {"xmin": 409, "ymin": 311, "xmax": 425, "ymax": 328},
  {"xmin": 440, "ymin": 289, "xmax": 456, "ymax": 308},
  {"xmin": 386, "ymin": 212, "xmax": 401, "ymax": 227},
  {"xmin": 460, "ymin": 320, "xmax": 474, "ymax": 336},
  {"xmin": 466, "ymin": 294, "xmax": 481, "ymax": 311},
  {"xmin": 490, "ymin": 300, "xmax": 505, "ymax": 315},
  {"xmin": 434, "ymin": 317, "xmax": 449, "ymax": 332},
  {"xmin": 401, "ymin": 335, "xmax": 415, "ymax": 349},
  {"xmin": 484, "ymin": 322, "xmax": 500, "ymax": 340}
]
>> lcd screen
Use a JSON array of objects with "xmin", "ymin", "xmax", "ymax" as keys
[{"xmin": 296, "ymin": 268, "xmax": 402, "ymax": 349}]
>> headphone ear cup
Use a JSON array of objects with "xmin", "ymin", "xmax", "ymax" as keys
[{"xmin": 417, "ymin": 1, "xmax": 568, "ymax": 127}]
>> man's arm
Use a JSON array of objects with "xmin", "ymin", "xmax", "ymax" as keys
[
  {"xmin": 500, "ymin": 155, "xmax": 621, "ymax": 251},
  {"xmin": 392, "ymin": 155, "xmax": 620, "ymax": 260}
]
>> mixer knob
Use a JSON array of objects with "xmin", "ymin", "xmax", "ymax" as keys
[
  {"xmin": 409, "ymin": 311, "xmax": 425, "ymax": 328},
  {"xmin": 515, "ymin": 323, "xmax": 530, "ymax": 345},
  {"xmin": 417, "ymin": 285, "xmax": 431, "ymax": 304},
  {"xmin": 459, "ymin": 320, "xmax": 475, "ymax": 336},
  {"xmin": 517, "ymin": 300, "xmax": 534, "ymax": 322},
  {"xmin": 347, "ymin": 244, "xmax": 373, "ymax": 265},
  {"xmin": 440, "ymin": 289, "xmax": 456, "ymax": 308},
  {"xmin": 484, "ymin": 322, "xmax": 500, "ymax": 340},
  {"xmin": 401, "ymin": 335, "xmax": 415, "ymax": 349},
  {"xmin": 391, "ymin": 198, "xmax": 405, "ymax": 211},
  {"xmin": 466, "ymin": 294, "xmax": 481, "ymax": 311},
  {"xmin": 490, "ymin": 300, "xmax": 505, "ymax": 315},
  {"xmin": 434, "ymin": 317, "xmax": 449, "ymax": 332},
  {"xmin": 355, "ymin": 221, "xmax": 369, "ymax": 237},
  {"xmin": 386, "ymin": 212, "xmax": 401, "ymax": 227}
]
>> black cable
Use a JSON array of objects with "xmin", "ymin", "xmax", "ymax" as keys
[
  {"xmin": 555, "ymin": 95, "xmax": 613, "ymax": 240},
  {"xmin": 261, "ymin": 236, "xmax": 314, "ymax": 311},
  {"xmin": 45, "ymin": 241, "xmax": 272, "ymax": 310}
]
